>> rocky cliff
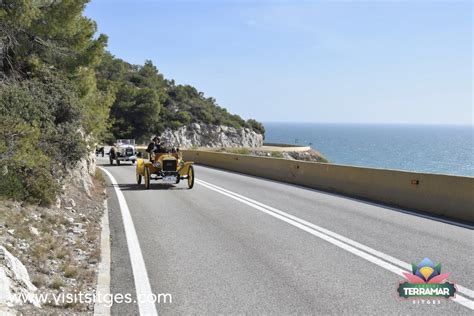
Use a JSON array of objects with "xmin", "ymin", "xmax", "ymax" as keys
[{"xmin": 159, "ymin": 123, "xmax": 264, "ymax": 148}]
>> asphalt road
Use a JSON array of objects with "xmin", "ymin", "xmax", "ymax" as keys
[{"xmin": 98, "ymin": 158, "xmax": 474, "ymax": 315}]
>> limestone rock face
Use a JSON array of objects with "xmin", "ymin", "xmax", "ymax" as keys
[
  {"xmin": 0, "ymin": 246, "xmax": 39, "ymax": 309},
  {"xmin": 159, "ymin": 123, "xmax": 263, "ymax": 148},
  {"xmin": 66, "ymin": 151, "xmax": 96, "ymax": 199}
]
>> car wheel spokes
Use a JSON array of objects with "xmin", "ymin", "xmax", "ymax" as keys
[{"xmin": 187, "ymin": 165, "xmax": 194, "ymax": 189}]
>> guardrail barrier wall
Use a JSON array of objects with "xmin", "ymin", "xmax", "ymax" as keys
[{"xmin": 180, "ymin": 150, "xmax": 474, "ymax": 223}]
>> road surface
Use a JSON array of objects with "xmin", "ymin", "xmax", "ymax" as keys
[{"xmin": 98, "ymin": 158, "xmax": 473, "ymax": 315}]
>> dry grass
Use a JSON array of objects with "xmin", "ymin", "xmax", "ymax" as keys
[
  {"xmin": 94, "ymin": 169, "xmax": 106, "ymax": 186},
  {"xmin": 31, "ymin": 244, "xmax": 48, "ymax": 262},
  {"xmin": 78, "ymin": 269, "xmax": 96, "ymax": 285},
  {"xmin": 32, "ymin": 274, "xmax": 46, "ymax": 288},
  {"xmin": 89, "ymin": 246, "xmax": 101, "ymax": 262},
  {"xmin": 55, "ymin": 247, "xmax": 70, "ymax": 260},
  {"xmin": 228, "ymin": 148, "xmax": 251, "ymax": 155},
  {"xmin": 62, "ymin": 265, "xmax": 78, "ymax": 278},
  {"xmin": 74, "ymin": 239, "xmax": 87, "ymax": 251},
  {"xmin": 50, "ymin": 276, "xmax": 64, "ymax": 290}
]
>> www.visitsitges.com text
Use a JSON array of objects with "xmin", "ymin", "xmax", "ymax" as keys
[{"xmin": 14, "ymin": 291, "xmax": 172, "ymax": 307}]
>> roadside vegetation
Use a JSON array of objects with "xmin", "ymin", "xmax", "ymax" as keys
[
  {"xmin": 215, "ymin": 147, "xmax": 329, "ymax": 163},
  {"xmin": 0, "ymin": 0, "xmax": 110, "ymax": 204}
]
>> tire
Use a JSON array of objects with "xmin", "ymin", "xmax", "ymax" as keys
[
  {"xmin": 116, "ymin": 159, "xmax": 121, "ymax": 166},
  {"xmin": 144, "ymin": 167, "xmax": 150, "ymax": 189},
  {"xmin": 175, "ymin": 176, "xmax": 180, "ymax": 184},
  {"xmin": 131, "ymin": 160, "xmax": 136, "ymax": 164},
  {"xmin": 109, "ymin": 156, "xmax": 113, "ymax": 165},
  {"xmin": 187, "ymin": 165, "xmax": 194, "ymax": 189},
  {"xmin": 136, "ymin": 168, "xmax": 142, "ymax": 185}
]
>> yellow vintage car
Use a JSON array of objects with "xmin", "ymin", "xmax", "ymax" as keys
[{"xmin": 136, "ymin": 147, "xmax": 194, "ymax": 189}]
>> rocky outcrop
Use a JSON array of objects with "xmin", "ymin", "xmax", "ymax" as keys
[
  {"xmin": 0, "ymin": 246, "xmax": 39, "ymax": 309},
  {"xmin": 60, "ymin": 151, "xmax": 96, "ymax": 206},
  {"xmin": 70, "ymin": 151, "xmax": 96, "ymax": 197},
  {"xmin": 159, "ymin": 123, "xmax": 263, "ymax": 148},
  {"xmin": 54, "ymin": 132, "xmax": 97, "ymax": 208}
]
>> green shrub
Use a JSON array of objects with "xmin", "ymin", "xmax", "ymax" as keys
[
  {"xmin": 270, "ymin": 151, "xmax": 284, "ymax": 158},
  {"xmin": 176, "ymin": 111, "xmax": 191, "ymax": 125},
  {"xmin": 246, "ymin": 119, "xmax": 265, "ymax": 136},
  {"xmin": 229, "ymin": 148, "xmax": 251, "ymax": 155},
  {"xmin": 0, "ymin": 78, "xmax": 86, "ymax": 205},
  {"xmin": 0, "ymin": 170, "xmax": 25, "ymax": 201},
  {"xmin": 0, "ymin": 163, "xmax": 59, "ymax": 206}
]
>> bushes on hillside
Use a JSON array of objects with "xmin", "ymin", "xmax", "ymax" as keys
[
  {"xmin": 0, "ymin": 0, "xmax": 111, "ymax": 205},
  {"xmin": 0, "ymin": 76, "xmax": 87, "ymax": 204},
  {"xmin": 96, "ymin": 55, "xmax": 265, "ymax": 142},
  {"xmin": 246, "ymin": 119, "xmax": 265, "ymax": 136}
]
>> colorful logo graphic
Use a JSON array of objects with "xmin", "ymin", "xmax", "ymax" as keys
[{"xmin": 397, "ymin": 258, "xmax": 456, "ymax": 299}]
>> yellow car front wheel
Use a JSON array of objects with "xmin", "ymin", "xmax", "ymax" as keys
[
  {"xmin": 187, "ymin": 165, "xmax": 194, "ymax": 189},
  {"xmin": 144, "ymin": 167, "xmax": 150, "ymax": 189},
  {"xmin": 136, "ymin": 168, "xmax": 142, "ymax": 184}
]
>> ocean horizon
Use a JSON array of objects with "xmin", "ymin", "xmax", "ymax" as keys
[{"xmin": 263, "ymin": 122, "xmax": 474, "ymax": 177}]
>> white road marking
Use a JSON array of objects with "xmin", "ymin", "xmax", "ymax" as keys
[
  {"xmin": 197, "ymin": 179, "xmax": 474, "ymax": 298},
  {"xmin": 94, "ymin": 199, "xmax": 111, "ymax": 316},
  {"xmin": 100, "ymin": 167, "xmax": 158, "ymax": 316},
  {"xmin": 195, "ymin": 178, "xmax": 474, "ymax": 310}
]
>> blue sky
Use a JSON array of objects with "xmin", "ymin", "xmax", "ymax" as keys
[{"xmin": 85, "ymin": 0, "xmax": 472, "ymax": 125}]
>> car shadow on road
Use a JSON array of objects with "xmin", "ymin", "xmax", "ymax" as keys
[{"xmin": 117, "ymin": 183, "xmax": 189, "ymax": 191}]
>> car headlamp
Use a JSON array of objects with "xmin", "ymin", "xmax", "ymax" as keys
[
  {"xmin": 179, "ymin": 161, "xmax": 184, "ymax": 167},
  {"xmin": 153, "ymin": 162, "xmax": 161, "ymax": 168}
]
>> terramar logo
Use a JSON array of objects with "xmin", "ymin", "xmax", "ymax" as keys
[{"xmin": 397, "ymin": 258, "xmax": 456, "ymax": 299}]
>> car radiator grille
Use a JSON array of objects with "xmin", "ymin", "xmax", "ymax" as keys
[
  {"xmin": 125, "ymin": 148, "xmax": 134, "ymax": 156},
  {"xmin": 162, "ymin": 159, "xmax": 177, "ymax": 171}
]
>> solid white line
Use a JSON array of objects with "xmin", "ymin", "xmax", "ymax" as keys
[
  {"xmin": 94, "ymin": 199, "xmax": 111, "ymax": 316},
  {"xmin": 100, "ymin": 167, "xmax": 158, "ymax": 316},
  {"xmin": 195, "ymin": 179, "xmax": 474, "ymax": 310}
]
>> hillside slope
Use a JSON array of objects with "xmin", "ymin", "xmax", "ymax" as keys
[{"xmin": 96, "ymin": 54, "xmax": 265, "ymax": 143}]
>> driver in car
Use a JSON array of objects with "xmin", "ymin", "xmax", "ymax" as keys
[{"xmin": 146, "ymin": 136, "xmax": 165, "ymax": 159}]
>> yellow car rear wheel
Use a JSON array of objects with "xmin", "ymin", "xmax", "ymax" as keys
[
  {"xmin": 187, "ymin": 165, "xmax": 194, "ymax": 189},
  {"xmin": 144, "ymin": 167, "xmax": 150, "ymax": 189}
]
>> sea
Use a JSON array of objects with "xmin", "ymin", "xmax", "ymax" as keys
[{"xmin": 263, "ymin": 123, "xmax": 474, "ymax": 177}]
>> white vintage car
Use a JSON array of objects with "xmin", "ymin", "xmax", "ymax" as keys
[{"xmin": 109, "ymin": 139, "xmax": 137, "ymax": 165}]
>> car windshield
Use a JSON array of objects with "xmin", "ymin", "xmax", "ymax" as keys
[{"xmin": 116, "ymin": 139, "xmax": 135, "ymax": 146}]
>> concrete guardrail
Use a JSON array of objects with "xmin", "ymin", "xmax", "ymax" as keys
[{"xmin": 181, "ymin": 150, "xmax": 474, "ymax": 224}]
